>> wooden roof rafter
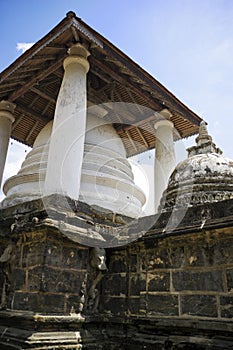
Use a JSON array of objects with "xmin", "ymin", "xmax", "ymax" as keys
[
  {"xmin": 42, "ymin": 101, "xmax": 52, "ymax": 116},
  {"xmin": 8, "ymin": 56, "xmax": 64, "ymax": 102},
  {"xmin": 30, "ymin": 87, "xmax": 56, "ymax": 104},
  {"xmin": 16, "ymin": 103, "xmax": 50, "ymax": 123},
  {"xmin": 0, "ymin": 11, "xmax": 203, "ymax": 156},
  {"xmin": 90, "ymin": 56, "xmax": 163, "ymax": 112}
]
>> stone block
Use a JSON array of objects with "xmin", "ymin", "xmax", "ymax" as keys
[
  {"xmin": 129, "ymin": 254, "xmax": 137, "ymax": 272},
  {"xmin": 140, "ymin": 251, "xmax": 148, "ymax": 272},
  {"xmin": 169, "ymin": 245, "xmax": 185, "ymax": 268},
  {"xmin": 103, "ymin": 274, "xmax": 127, "ymax": 296},
  {"xmin": 220, "ymin": 296, "xmax": 233, "ymax": 318},
  {"xmin": 22, "ymin": 241, "xmax": 46, "ymax": 267},
  {"xmin": 108, "ymin": 253, "xmax": 127, "ymax": 273},
  {"xmin": 13, "ymin": 291, "xmax": 65, "ymax": 313},
  {"xmin": 203, "ymin": 238, "xmax": 233, "ymax": 266},
  {"xmin": 28, "ymin": 266, "xmax": 84, "ymax": 293},
  {"xmin": 129, "ymin": 274, "xmax": 146, "ymax": 296},
  {"xmin": 181, "ymin": 295, "xmax": 217, "ymax": 317},
  {"xmin": 102, "ymin": 297, "xmax": 126, "ymax": 315},
  {"xmin": 12, "ymin": 268, "xmax": 26, "ymax": 291},
  {"xmin": 139, "ymin": 293, "xmax": 147, "ymax": 314},
  {"xmin": 147, "ymin": 247, "xmax": 171, "ymax": 270},
  {"xmin": 44, "ymin": 239, "xmax": 62, "ymax": 267},
  {"xmin": 147, "ymin": 272, "xmax": 170, "ymax": 292},
  {"xmin": 27, "ymin": 266, "xmax": 44, "ymax": 291},
  {"xmin": 226, "ymin": 269, "xmax": 233, "ymax": 292},
  {"xmin": 172, "ymin": 270, "xmax": 223, "ymax": 292},
  {"xmin": 147, "ymin": 294, "xmax": 178, "ymax": 316},
  {"xmin": 66, "ymin": 294, "xmax": 82, "ymax": 314},
  {"xmin": 127, "ymin": 297, "xmax": 140, "ymax": 315},
  {"xmin": 62, "ymin": 246, "xmax": 88, "ymax": 269},
  {"xmin": 185, "ymin": 243, "xmax": 205, "ymax": 267}
]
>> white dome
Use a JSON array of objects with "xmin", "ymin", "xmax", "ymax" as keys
[
  {"xmin": 171, "ymin": 152, "xmax": 233, "ymax": 184},
  {"xmin": 2, "ymin": 115, "xmax": 145, "ymax": 218},
  {"xmin": 159, "ymin": 122, "xmax": 233, "ymax": 211}
]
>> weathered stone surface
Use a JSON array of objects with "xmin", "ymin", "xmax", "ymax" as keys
[
  {"xmin": 13, "ymin": 291, "xmax": 65, "ymax": 313},
  {"xmin": 202, "ymin": 238, "xmax": 233, "ymax": 267},
  {"xmin": 184, "ymin": 241, "xmax": 206, "ymax": 267},
  {"xmin": 22, "ymin": 241, "xmax": 46, "ymax": 267},
  {"xmin": 147, "ymin": 246, "xmax": 171, "ymax": 269},
  {"xmin": 181, "ymin": 295, "xmax": 217, "ymax": 317},
  {"xmin": 44, "ymin": 239, "xmax": 62, "ymax": 267},
  {"xmin": 1, "ymin": 195, "xmax": 233, "ymax": 348},
  {"xmin": 147, "ymin": 294, "xmax": 178, "ymax": 316},
  {"xmin": 27, "ymin": 266, "xmax": 84, "ymax": 293},
  {"xmin": 169, "ymin": 244, "xmax": 185, "ymax": 268},
  {"xmin": 66, "ymin": 294, "xmax": 83, "ymax": 314},
  {"xmin": 147, "ymin": 272, "xmax": 170, "ymax": 292},
  {"xmin": 62, "ymin": 246, "xmax": 88, "ymax": 269},
  {"xmin": 108, "ymin": 253, "xmax": 127, "ymax": 273},
  {"xmin": 103, "ymin": 274, "xmax": 127, "ymax": 296},
  {"xmin": 172, "ymin": 270, "xmax": 224, "ymax": 292},
  {"xmin": 139, "ymin": 293, "xmax": 147, "ymax": 314},
  {"xmin": 11, "ymin": 268, "xmax": 26, "ymax": 291},
  {"xmin": 0, "ymin": 224, "xmax": 90, "ymax": 315},
  {"xmin": 226, "ymin": 268, "xmax": 233, "ymax": 292},
  {"xmin": 128, "ymin": 253, "xmax": 137, "ymax": 272},
  {"xmin": 220, "ymin": 296, "xmax": 233, "ymax": 318},
  {"xmin": 127, "ymin": 297, "xmax": 140, "ymax": 314},
  {"xmin": 129, "ymin": 274, "xmax": 146, "ymax": 296},
  {"xmin": 102, "ymin": 296, "xmax": 126, "ymax": 315}
]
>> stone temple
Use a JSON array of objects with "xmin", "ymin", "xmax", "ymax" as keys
[{"xmin": 0, "ymin": 11, "xmax": 233, "ymax": 349}]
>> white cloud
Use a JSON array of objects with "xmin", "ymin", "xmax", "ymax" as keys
[{"xmin": 16, "ymin": 42, "xmax": 34, "ymax": 54}]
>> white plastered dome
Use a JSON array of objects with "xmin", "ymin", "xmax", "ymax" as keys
[
  {"xmin": 159, "ymin": 122, "xmax": 233, "ymax": 211},
  {"xmin": 2, "ymin": 114, "xmax": 145, "ymax": 218}
]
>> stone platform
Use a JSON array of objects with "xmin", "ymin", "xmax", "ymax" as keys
[{"xmin": 0, "ymin": 195, "xmax": 233, "ymax": 349}]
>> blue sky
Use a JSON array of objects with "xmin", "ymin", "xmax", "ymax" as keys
[{"xmin": 1, "ymin": 0, "xmax": 233, "ymax": 200}]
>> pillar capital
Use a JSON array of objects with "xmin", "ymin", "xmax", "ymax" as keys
[
  {"xmin": 154, "ymin": 119, "xmax": 173, "ymax": 130},
  {"xmin": 63, "ymin": 43, "xmax": 90, "ymax": 73},
  {"xmin": 0, "ymin": 100, "xmax": 16, "ymax": 123},
  {"xmin": 159, "ymin": 108, "xmax": 173, "ymax": 120}
]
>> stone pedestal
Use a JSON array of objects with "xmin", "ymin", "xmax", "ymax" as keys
[
  {"xmin": 0, "ymin": 196, "xmax": 233, "ymax": 348},
  {"xmin": 0, "ymin": 100, "xmax": 15, "ymax": 187},
  {"xmin": 0, "ymin": 196, "xmax": 106, "ymax": 349},
  {"xmin": 9, "ymin": 230, "xmax": 89, "ymax": 314}
]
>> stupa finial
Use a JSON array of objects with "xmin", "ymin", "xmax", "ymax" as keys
[
  {"xmin": 198, "ymin": 121, "xmax": 212, "ymax": 142},
  {"xmin": 187, "ymin": 120, "xmax": 222, "ymax": 157},
  {"xmin": 195, "ymin": 121, "xmax": 213, "ymax": 146}
]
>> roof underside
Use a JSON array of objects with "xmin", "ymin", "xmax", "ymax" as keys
[{"xmin": 0, "ymin": 12, "xmax": 203, "ymax": 157}]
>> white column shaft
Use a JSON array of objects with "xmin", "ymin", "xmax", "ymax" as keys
[
  {"xmin": 154, "ymin": 120, "xmax": 175, "ymax": 212},
  {"xmin": 0, "ymin": 101, "xmax": 15, "ymax": 188},
  {"xmin": 45, "ymin": 44, "xmax": 90, "ymax": 199}
]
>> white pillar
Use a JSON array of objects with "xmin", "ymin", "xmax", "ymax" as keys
[
  {"xmin": 154, "ymin": 117, "xmax": 175, "ymax": 212},
  {"xmin": 0, "ymin": 100, "xmax": 15, "ymax": 188},
  {"xmin": 44, "ymin": 43, "xmax": 90, "ymax": 199}
]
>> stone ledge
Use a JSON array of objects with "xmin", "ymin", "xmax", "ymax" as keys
[
  {"xmin": 1, "ymin": 195, "xmax": 233, "ymax": 248},
  {"xmin": 1, "ymin": 311, "xmax": 233, "ymax": 349}
]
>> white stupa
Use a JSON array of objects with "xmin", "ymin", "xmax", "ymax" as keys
[{"xmin": 2, "ymin": 112, "xmax": 145, "ymax": 218}]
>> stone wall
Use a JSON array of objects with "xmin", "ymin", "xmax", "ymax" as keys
[
  {"xmin": 1, "ymin": 197, "xmax": 233, "ymax": 348},
  {"xmin": 1, "ymin": 229, "xmax": 89, "ymax": 314},
  {"xmin": 101, "ymin": 227, "xmax": 233, "ymax": 321}
]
